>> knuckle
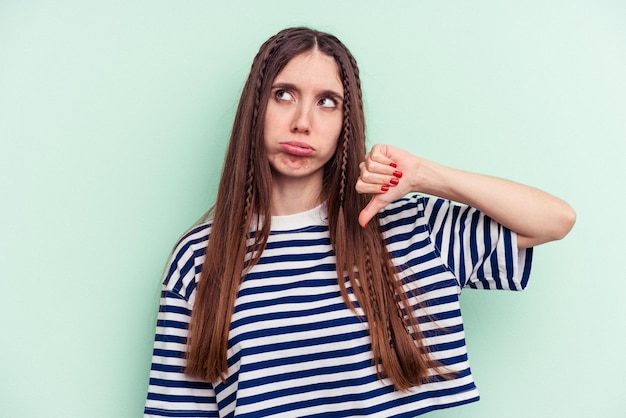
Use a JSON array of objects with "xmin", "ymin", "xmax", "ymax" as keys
[{"xmin": 360, "ymin": 171, "xmax": 374, "ymax": 182}]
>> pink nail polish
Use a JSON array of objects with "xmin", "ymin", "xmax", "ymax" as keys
[
  {"xmin": 390, "ymin": 177, "xmax": 399, "ymax": 185},
  {"xmin": 381, "ymin": 185, "xmax": 389, "ymax": 192}
]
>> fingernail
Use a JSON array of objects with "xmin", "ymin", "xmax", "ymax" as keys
[
  {"xmin": 390, "ymin": 162, "xmax": 397, "ymax": 168},
  {"xmin": 390, "ymin": 177, "xmax": 399, "ymax": 185},
  {"xmin": 381, "ymin": 185, "xmax": 390, "ymax": 192},
  {"xmin": 393, "ymin": 170, "xmax": 403, "ymax": 178}
]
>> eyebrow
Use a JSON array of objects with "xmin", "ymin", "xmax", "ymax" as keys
[{"xmin": 271, "ymin": 82, "xmax": 344, "ymax": 101}]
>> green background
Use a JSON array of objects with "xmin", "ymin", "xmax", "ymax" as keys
[{"xmin": 1, "ymin": 1, "xmax": 625, "ymax": 417}]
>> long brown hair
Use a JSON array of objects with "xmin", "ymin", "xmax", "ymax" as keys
[{"xmin": 186, "ymin": 27, "xmax": 438, "ymax": 390}]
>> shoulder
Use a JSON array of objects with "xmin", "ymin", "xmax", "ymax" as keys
[
  {"xmin": 378, "ymin": 194, "xmax": 428, "ymax": 227},
  {"xmin": 161, "ymin": 221, "xmax": 212, "ymax": 302},
  {"xmin": 380, "ymin": 194, "xmax": 475, "ymax": 231},
  {"xmin": 170, "ymin": 221, "xmax": 212, "ymax": 259},
  {"xmin": 378, "ymin": 194, "xmax": 467, "ymax": 243}
]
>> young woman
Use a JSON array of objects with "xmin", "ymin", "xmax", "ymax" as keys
[{"xmin": 144, "ymin": 27, "xmax": 575, "ymax": 417}]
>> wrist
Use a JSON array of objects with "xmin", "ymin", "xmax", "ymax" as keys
[{"xmin": 408, "ymin": 158, "xmax": 453, "ymax": 197}]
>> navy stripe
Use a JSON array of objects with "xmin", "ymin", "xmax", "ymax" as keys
[
  {"xmin": 231, "ymin": 299, "xmax": 347, "ymax": 328},
  {"xmin": 229, "ymin": 315, "xmax": 364, "ymax": 348},
  {"xmin": 149, "ymin": 363, "xmax": 185, "ymax": 374},
  {"xmin": 521, "ymin": 248, "xmax": 533, "ymax": 288},
  {"xmin": 243, "ymin": 262, "xmax": 337, "ymax": 281},
  {"xmin": 159, "ymin": 302, "xmax": 191, "ymax": 316},
  {"xmin": 468, "ymin": 208, "xmax": 480, "ymax": 288},
  {"xmin": 148, "ymin": 378, "xmax": 214, "ymax": 390},
  {"xmin": 152, "ymin": 348, "xmax": 185, "ymax": 359},
  {"xmin": 477, "ymin": 215, "xmax": 494, "ymax": 289},
  {"xmin": 422, "ymin": 323, "xmax": 465, "ymax": 339},
  {"xmin": 147, "ymin": 392, "xmax": 215, "ymax": 404},
  {"xmin": 145, "ymin": 408, "xmax": 217, "ymax": 418},
  {"xmin": 380, "ymin": 196, "xmax": 414, "ymax": 218},
  {"xmin": 255, "ymin": 249, "xmax": 335, "ymax": 265},
  {"xmin": 388, "ymin": 235, "xmax": 431, "ymax": 259},
  {"xmin": 236, "ymin": 278, "xmax": 338, "ymax": 299}
]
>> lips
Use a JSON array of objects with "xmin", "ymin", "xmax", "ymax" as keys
[{"xmin": 279, "ymin": 141, "xmax": 315, "ymax": 156}]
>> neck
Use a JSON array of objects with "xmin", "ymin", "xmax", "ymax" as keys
[{"xmin": 270, "ymin": 173, "xmax": 324, "ymax": 216}]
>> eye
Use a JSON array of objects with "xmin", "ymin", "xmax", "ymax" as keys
[
  {"xmin": 318, "ymin": 97, "xmax": 337, "ymax": 108},
  {"xmin": 275, "ymin": 89, "xmax": 294, "ymax": 102}
]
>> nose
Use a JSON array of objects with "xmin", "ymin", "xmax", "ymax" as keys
[{"xmin": 291, "ymin": 103, "xmax": 311, "ymax": 134}]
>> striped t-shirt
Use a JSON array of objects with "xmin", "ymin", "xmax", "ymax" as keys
[{"xmin": 144, "ymin": 194, "xmax": 533, "ymax": 417}]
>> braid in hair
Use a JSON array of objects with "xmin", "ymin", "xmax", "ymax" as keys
[
  {"xmin": 347, "ymin": 54, "xmax": 363, "ymax": 114},
  {"xmin": 333, "ymin": 51, "xmax": 356, "ymax": 307},
  {"xmin": 243, "ymin": 31, "xmax": 288, "ymax": 237},
  {"xmin": 338, "ymin": 92, "xmax": 350, "ymax": 208},
  {"xmin": 363, "ymin": 240, "xmax": 386, "ymax": 362}
]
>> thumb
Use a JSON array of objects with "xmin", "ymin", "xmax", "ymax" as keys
[{"xmin": 359, "ymin": 197, "xmax": 387, "ymax": 227}]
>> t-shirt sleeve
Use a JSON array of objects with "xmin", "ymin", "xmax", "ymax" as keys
[
  {"xmin": 423, "ymin": 196, "xmax": 533, "ymax": 290},
  {"xmin": 144, "ymin": 239, "xmax": 219, "ymax": 417}
]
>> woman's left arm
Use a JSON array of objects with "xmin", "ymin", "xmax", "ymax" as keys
[{"xmin": 356, "ymin": 144, "xmax": 576, "ymax": 248}]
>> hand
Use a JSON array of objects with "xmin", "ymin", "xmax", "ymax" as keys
[{"xmin": 356, "ymin": 144, "xmax": 421, "ymax": 227}]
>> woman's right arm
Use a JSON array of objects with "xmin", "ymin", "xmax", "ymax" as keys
[{"xmin": 356, "ymin": 144, "xmax": 575, "ymax": 248}]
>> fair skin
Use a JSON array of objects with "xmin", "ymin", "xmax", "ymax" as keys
[
  {"xmin": 356, "ymin": 144, "xmax": 576, "ymax": 248},
  {"xmin": 263, "ymin": 49, "xmax": 344, "ymax": 216}
]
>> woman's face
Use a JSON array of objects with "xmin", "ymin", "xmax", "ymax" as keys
[{"xmin": 263, "ymin": 50, "xmax": 344, "ymax": 189}]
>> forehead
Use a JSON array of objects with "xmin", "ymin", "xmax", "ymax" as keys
[{"xmin": 273, "ymin": 50, "xmax": 343, "ymax": 93}]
